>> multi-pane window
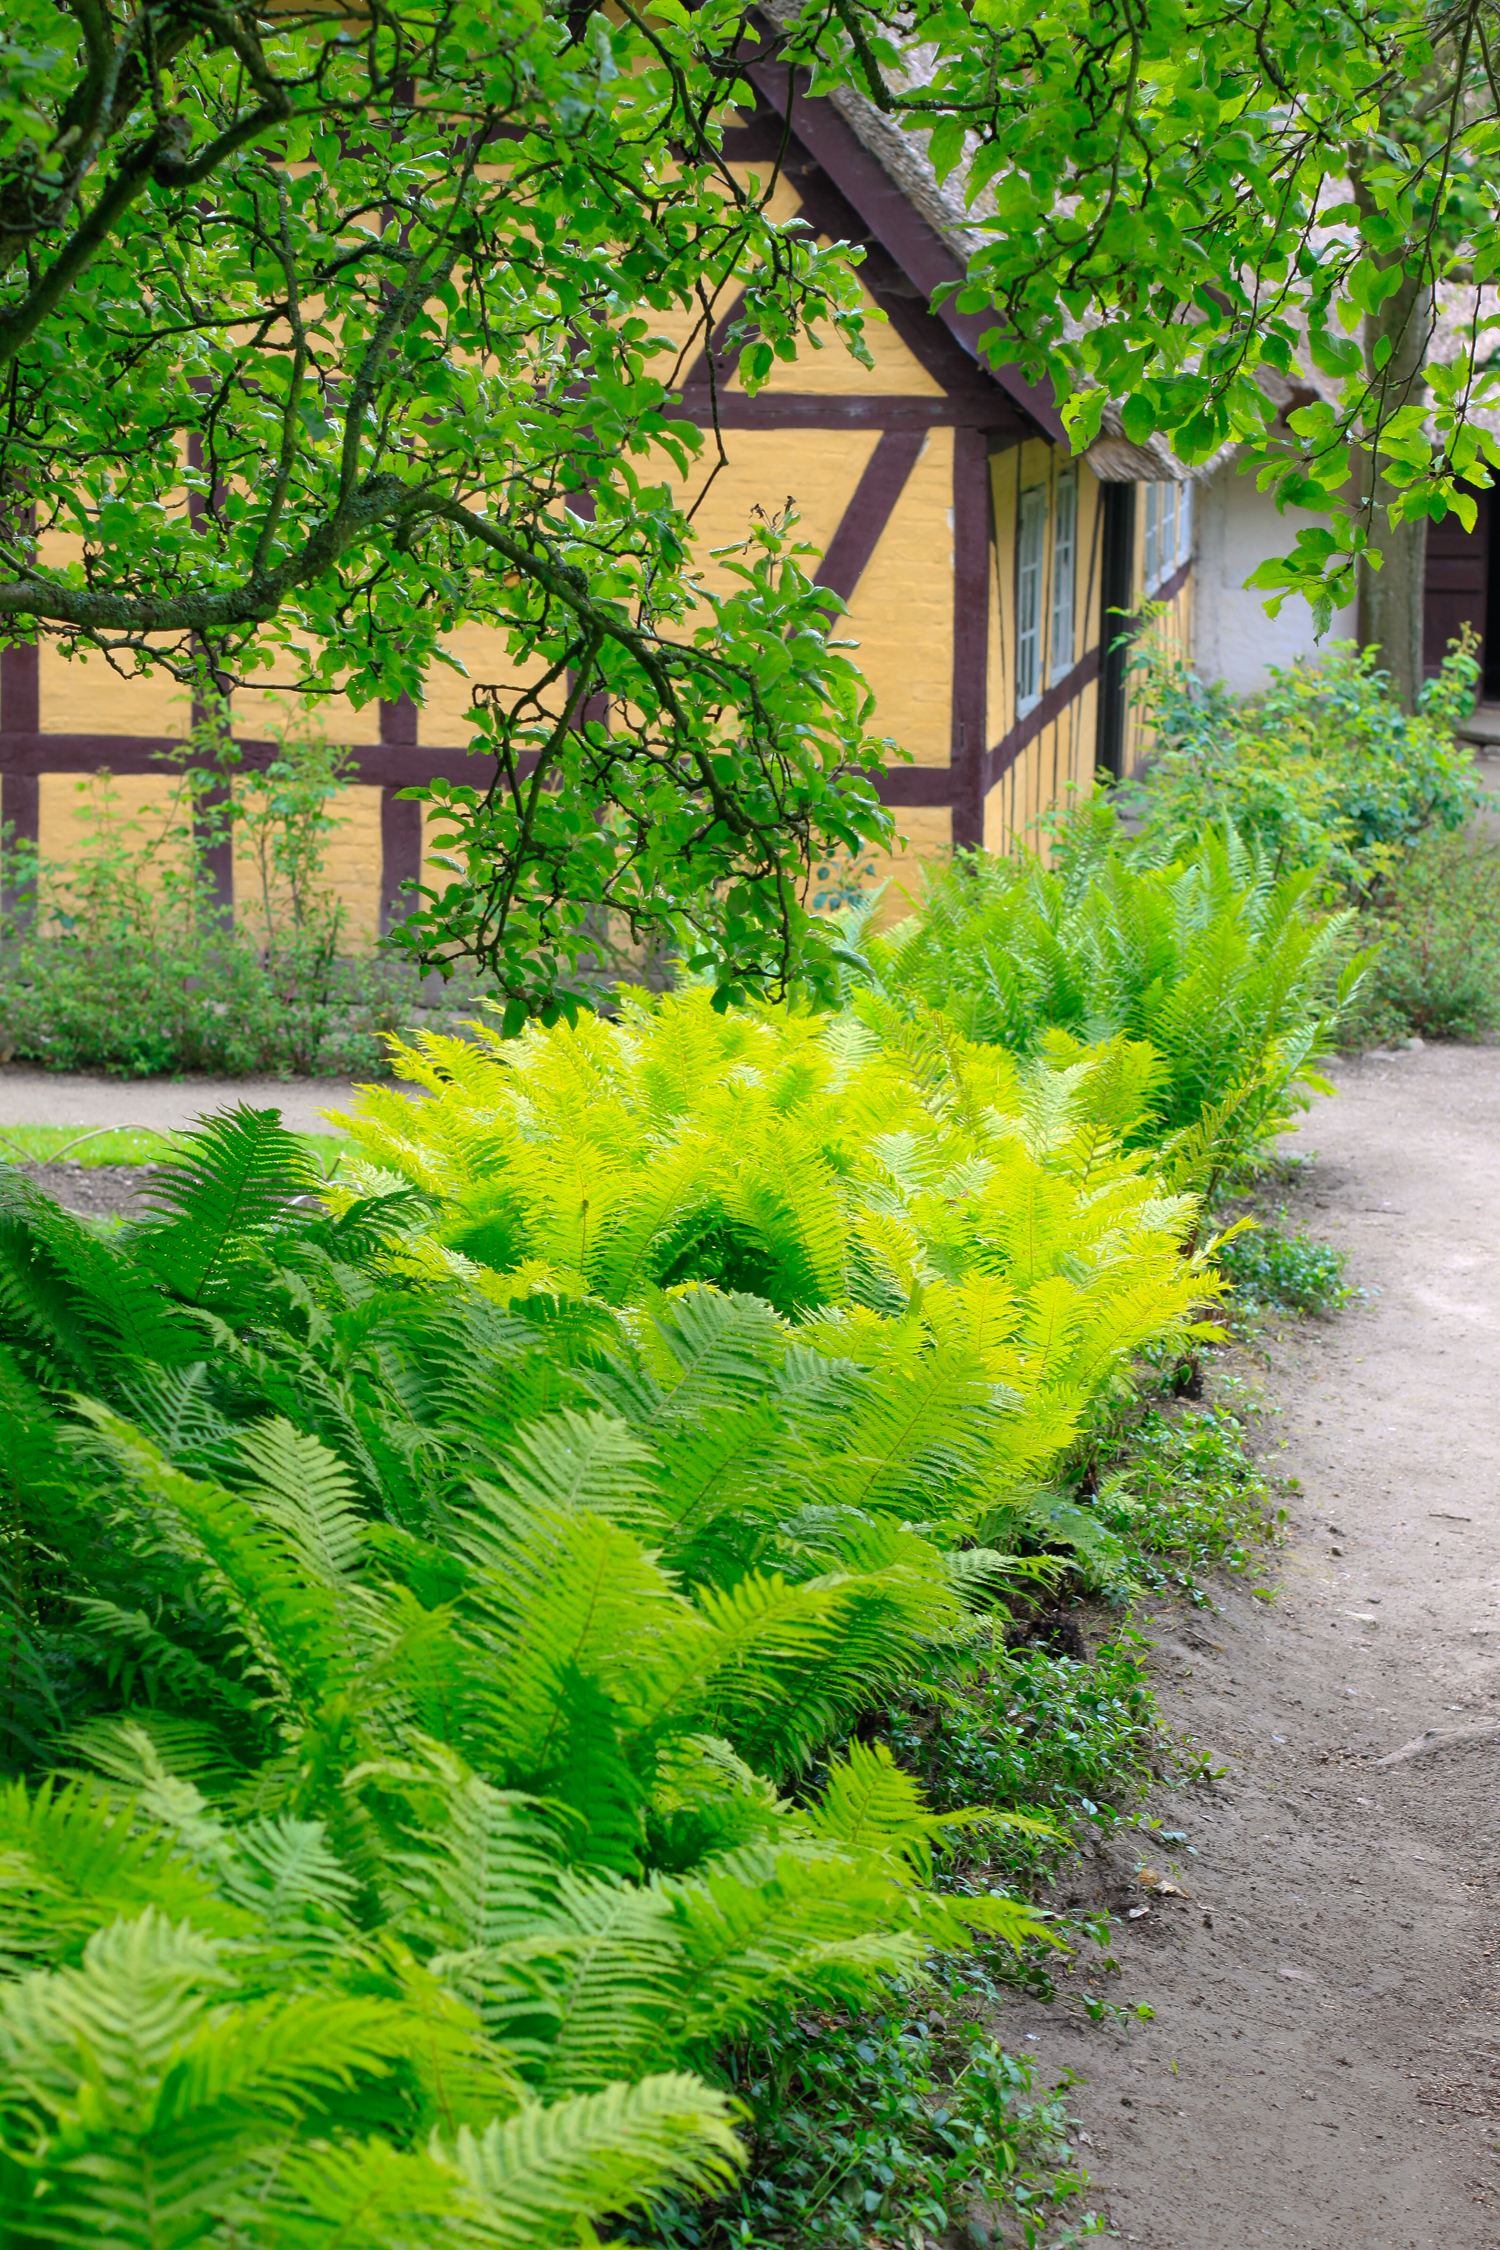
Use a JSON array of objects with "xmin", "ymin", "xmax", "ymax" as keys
[
  {"xmin": 1143, "ymin": 480, "xmax": 1162, "ymax": 591},
  {"xmin": 1016, "ymin": 484, "xmax": 1047, "ymax": 712},
  {"xmin": 1144, "ymin": 479, "xmax": 1195, "ymax": 594},
  {"xmin": 1175, "ymin": 478, "xmax": 1194, "ymax": 574},
  {"xmin": 1050, "ymin": 471, "xmax": 1077, "ymax": 683}
]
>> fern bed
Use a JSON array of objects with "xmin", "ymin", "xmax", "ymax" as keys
[{"xmin": 0, "ymin": 957, "xmax": 1308, "ymax": 2245}]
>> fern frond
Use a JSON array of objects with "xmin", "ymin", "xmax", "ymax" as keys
[
  {"xmin": 436, "ymin": 2072, "xmax": 741, "ymax": 2248},
  {"xmin": 131, "ymin": 1105, "xmax": 320, "ymax": 1304},
  {"xmin": 232, "ymin": 1418, "xmax": 367, "ymax": 1585}
]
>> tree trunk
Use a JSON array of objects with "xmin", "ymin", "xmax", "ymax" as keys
[{"xmin": 1351, "ymin": 195, "xmax": 1434, "ymax": 712}]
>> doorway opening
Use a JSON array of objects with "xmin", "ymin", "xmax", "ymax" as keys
[{"xmin": 1424, "ymin": 484, "xmax": 1500, "ymax": 699}]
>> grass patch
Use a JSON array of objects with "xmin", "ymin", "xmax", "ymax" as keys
[{"xmin": 0, "ymin": 1123, "xmax": 350, "ymax": 1169}]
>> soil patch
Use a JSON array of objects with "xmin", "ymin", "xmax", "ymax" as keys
[
  {"xmin": 1002, "ymin": 1044, "xmax": 1500, "ymax": 2250},
  {"xmin": 23, "ymin": 1162, "xmax": 160, "ymax": 1221}
]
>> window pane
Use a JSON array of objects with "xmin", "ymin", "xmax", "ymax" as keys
[
  {"xmin": 1017, "ymin": 486, "xmax": 1046, "ymax": 711},
  {"xmin": 1050, "ymin": 474, "xmax": 1076, "ymax": 682},
  {"xmin": 1144, "ymin": 483, "xmax": 1160, "ymax": 591}
]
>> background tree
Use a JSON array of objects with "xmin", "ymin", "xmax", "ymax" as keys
[{"xmin": 3, "ymin": 0, "xmax": 1500, "ymax": 1007}]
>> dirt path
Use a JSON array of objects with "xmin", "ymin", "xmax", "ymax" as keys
[
  {"xmin": 0, "ymin": 1065, "xmax": 365, "ymax": 1137},
  {"xmin": 1005, "ymin": 1043, "xmax": 1500, "ymax": 2250}
]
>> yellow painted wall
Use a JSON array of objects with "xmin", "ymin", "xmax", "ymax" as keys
[
  {"xmin": 231, "ymin": 681, "xmax": 373, "ymax": 748},
  {"xmin": 842, "ymin": 429, "xmax": 953, "ymax": 766},
  {"xmin": 861, "ymin": 807, "xmax": 952, "ymax": 921},
  {"xmin": 317, "ymin": 783, "xmax": 384, "ymax": 951},
  {"xmin": 982, "ymin": 675, "xmax": 1099, "ymax": 855},
  {"xmin": 37, "ymin": 772, "xmax": 186, "ymax": 877},
  {"xmin": 33, "ymin": 532, "xmax": 192, "ymax": 740},
  {"xmin": 733, "ymin": 259, "xmax": 945, "ymax": 398},
  {"xmin": 38, "ymin": 644, "xmax": 188, "ymax": 740}
]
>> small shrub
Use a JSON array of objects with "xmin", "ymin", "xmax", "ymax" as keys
[
  {"xmin": 1124, "ymin": 634, "xmax": 1484, "ymax": 895},
  {"xmin": 1341, "ymin": 827, "xmax": 1500, "ymax": 1046},
  {"xmin": 0, "ymin": 929, "xmax": 454, "ymax": 1077},
  {"xmin": 0, "ymin": 715, "xmax": 498, "ymax": 1077},
  {"xmin": 1216, "ymin": 1221, "xmax": 1354, "ymax": 1316}
]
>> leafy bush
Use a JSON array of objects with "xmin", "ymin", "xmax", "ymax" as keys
[
  {"xmin": 1123, "ymin": 635, "xmax": 1484, "ymax": 894},
  {"xmin": 0, "ymin": 925, "xmax": 453, "ymax": 1077},
  {"xmin": 0, "ymin": 721, "xmax": 495, "ymax": 1078},
  {"xmin": 1340, "ymin": 827, "xmax": 1500, "ymax": 1045},
  {"xmin": 1216, "ymin": 1221, "xmax": 1354, "ymax": 1316},
  {"xmin": 864, "ymin": 826, "xmax": 1361, "ymax": 1187}
]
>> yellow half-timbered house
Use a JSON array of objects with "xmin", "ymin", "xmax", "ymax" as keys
[{"xmin": 0, "ymin": 67, "xmax": 1199, "ymax": 939}]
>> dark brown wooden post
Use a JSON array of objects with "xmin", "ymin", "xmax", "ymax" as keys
[
  {"xmin": 950, "ymin": 425, "xmax": 991, "ymax": 851},
  {"xmin": 379, "ymin": 696, "xmax": 423, "ymax": 938},
  {"xmin": 0, "ymin": 645, "xmax": 40, "ymax": 919},
  {"xmin": 1096, "ymin": 482, "xmax": 1136, "ymax": 782}
]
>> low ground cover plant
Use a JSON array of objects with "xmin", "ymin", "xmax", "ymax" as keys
[
  {"xmin": 1082, "ymin": 1391, "xmax": 1283, "ymax": 1603},
  {"xmin": 1214, "ymin": 1219, "xmax": 1355, "ymax": 1318},
  {"xmin": 631, "ymin": 1993, "xmax": 1093, "ymax": 2249},
  {"xmin": 887, "ymin": 1639, "xmax": 1156, "ymax": 1843}
]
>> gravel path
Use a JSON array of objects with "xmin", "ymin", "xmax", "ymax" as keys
[
  {"xmin": 0, "ymin": 1065, "xmax": 369, "ymax": 1137},
  {"xmin": 1006, "ymin": 1044, "xmax": 1500, "ymax": 2250}
]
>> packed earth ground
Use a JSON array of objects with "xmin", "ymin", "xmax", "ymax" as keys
[{"xmin": 1010, "ymin": 1042, "xmax": 1500, "ymax": 2249}]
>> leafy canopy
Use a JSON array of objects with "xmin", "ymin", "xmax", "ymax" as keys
[
  {"xmin": 5, "ymin": 0, "xmax": 1500, "ymax": 1006},
  {"xmin": 0, "ymin": 0, "xmax": 891, "ymax": 1015}
]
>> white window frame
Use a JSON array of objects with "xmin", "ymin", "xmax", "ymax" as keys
[
  {"xmin": 1144, "ymin": 479, "xmax": 1195, "ymax": 595},
  {"xmin": 1049, "ymin": 470, "xmax": 1077, "ymax": 684},
  {"xmin": 1175, "ymin": 478, "xmax": 1194, "ymax": 573},
  {"xmin": 1016, "ymin": 484, "xmax": 1047, "ymax": 714},
  {"xmin": 1143, "ymin": 481, "xmax": 1162, "ymax": 593}
]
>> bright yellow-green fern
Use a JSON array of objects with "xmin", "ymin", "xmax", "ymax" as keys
[{"xmin": 333, "ymin": 988, "xmax": 1218, "ymax": 1502}]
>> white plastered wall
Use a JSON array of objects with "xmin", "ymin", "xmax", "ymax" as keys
[{"xmin": 1194, "ymin": 454, "xmax": 1357, "ymax": 694}]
